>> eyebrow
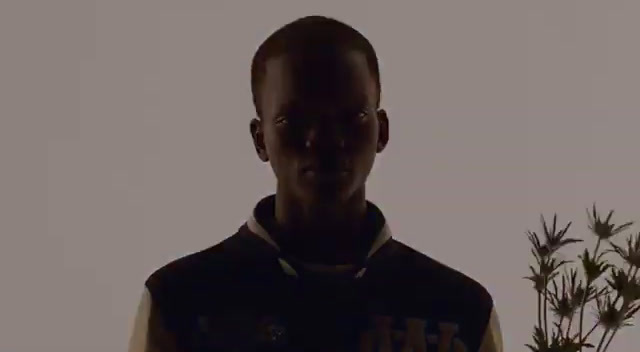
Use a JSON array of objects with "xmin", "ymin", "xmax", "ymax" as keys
[
  {"xmin": 276, "ymin": 99, "xmax": 371, "ymax": 116},
  {"xmin": 274, "ymin": 102, "xmax": 297, "ymax": 118}
]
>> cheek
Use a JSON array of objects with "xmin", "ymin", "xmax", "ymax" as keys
[
  {"xmin": 353, "ymin": 126, "xmax": 380, "ymax": 171},
  {"xmin": 264, "ymin": 130, "xmax": 285, "ymax": 156},
  {"xmin": 352, "ymin": 123, "xmax": 378, "ymax": 152},
  {"xmin": 265, "ymin": 137, "xmax": 297, "ymax": 175}
]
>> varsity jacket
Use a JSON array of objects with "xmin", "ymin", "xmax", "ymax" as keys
[{"xmin": 128, "ymin": 195, "xmax": 503, "ymax": 352}]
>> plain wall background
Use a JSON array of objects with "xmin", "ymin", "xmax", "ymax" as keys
[{"xmin": 2, "ymin": 0, "xmax": 639, "ymax": 351}]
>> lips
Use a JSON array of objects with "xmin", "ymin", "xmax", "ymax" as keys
[
  {"xmin": 306, "ymin": 169, "xmax": 348, "ymax": 176},
  {"xmin": 302, "ymin": 163, "xmax": 349, "ymax": 173},
  {"xmin": 302, "ymin": 163, "xmax": 350, "ymax": 180}
]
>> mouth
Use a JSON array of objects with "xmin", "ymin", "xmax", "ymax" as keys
[{"xmin": 302, "ymin": 165, "xmax": 350, "ymax": 180}]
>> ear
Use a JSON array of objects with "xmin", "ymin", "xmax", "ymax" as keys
[
  {"xmin": 249, "ymin": 118, "xmax": 269, "ymax": 162},
  {"xmin": 375, "ymin": 108, "xmax": 389, "ymax": 153}
]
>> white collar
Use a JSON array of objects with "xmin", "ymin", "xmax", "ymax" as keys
[{"xmin": 246, "ymin": 204, "xmax": 393, "ymax": 278}]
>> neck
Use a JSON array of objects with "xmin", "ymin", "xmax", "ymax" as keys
[{"xmin": 273, "ymin": 186, "xmax": 369, "ymax": 264}]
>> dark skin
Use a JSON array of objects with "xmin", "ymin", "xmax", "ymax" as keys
[{"xmin": 249, "ymin": 48, "xmax": 389, "ymax": 264}]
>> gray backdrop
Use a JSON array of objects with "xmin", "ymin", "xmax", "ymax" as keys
[{"xmin": 2, "ymin": 0, "xmax": 639, "ymax": 351}]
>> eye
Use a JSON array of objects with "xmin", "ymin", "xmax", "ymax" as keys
[
  {"xmin": 357, "ymin": 110, "xmax": 370, "ymax": 120},
  {"xmin": 275, "ymin": 115, "xmax": 289, "ymax": 125}
]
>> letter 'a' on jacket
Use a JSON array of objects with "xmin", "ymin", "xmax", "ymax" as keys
[{"xmin": 128, "ymin": 195, "xmax": 503, "ymax": 352}]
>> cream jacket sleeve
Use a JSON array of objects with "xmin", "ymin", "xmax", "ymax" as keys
[
  {"xmin": 128, "ymin": 288, "xmax": 180, "ymax": 352},
  {"xmin": 478, "ymin": 307, "xmax": 503, "ymax": 352}
]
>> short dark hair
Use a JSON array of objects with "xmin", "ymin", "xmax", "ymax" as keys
[{"xmin": 250, "ymin": 15, "xmax": 381, "ymax": 118}]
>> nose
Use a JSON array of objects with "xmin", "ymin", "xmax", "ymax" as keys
[{"xmin": 304, "ymin": 122, "xmax": 346, "ymax": 151}]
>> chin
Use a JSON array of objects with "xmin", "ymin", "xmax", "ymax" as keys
[
  {"xmin": 301, "ymin": 184, "xmax": 356, "ymax": 205},
  {"xmin": 293, "ymin": 172, "xmax": 360, "ymax": 202}
]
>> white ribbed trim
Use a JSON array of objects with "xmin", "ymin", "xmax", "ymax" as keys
[
  {"xmin": 366, "ymin": 223, "xmax": 391, "ymax": 259},
  {"xmin": 247, "ymin": 215, "xmax": 281, "ymax": 251},
  {"xmin": 277, "ymin": 258, "xmax": 298, "ymax": 277}
]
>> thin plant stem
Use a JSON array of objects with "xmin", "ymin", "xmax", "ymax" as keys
[
  {"xmin": 543, "ymin": 276, "xmax": 549, "ymax": 340},
  {"xmin": 579, "ymin": 238, "xmax": 601, "ymax": 352},
  {"xmin": 581, "ymin": 322, "xmax": 598, "ymax": 343},
  {"xmin": 565, "ymin": 312, "xmax": 575, "ymax": 339},
  {"xmin": 594, "ymin": 238, "xmax": 601, "ymax": 258},
  {"xmin": 537, "ymin": 291, "xmax": 543, "ymax": 336},
  {"xmin": 595, "ymin": 328, "xmax": 610, "ymax": 352},
  {"xmin": 571, "ymin": 321, "xmax": 599, "ymax": 346},
  {"xmin": 558, "ymin": 316, "xmax": 565, "ymax": 334},
  {"xmin": 577, "ymin": 281, "xmax": 591, "ymax": 350},
  {"xmin": 601, "ymin": 328, "xmax": 619, "ymax": 352}
]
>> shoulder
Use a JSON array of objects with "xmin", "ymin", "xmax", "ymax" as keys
[
  {"xmin": 144, "ymin": 237, "xmax": 228, "ymax": 305},
  {"xmin": 378, "ymin": 239, "xmax": 499, "ymax": 347},
  {"xmin": 384, "ymin": 239, "xmax": 495, "ymax": 314},
  {"xmin": 144, "ymin": 225, "xmax": 272, "ymax": 309}
]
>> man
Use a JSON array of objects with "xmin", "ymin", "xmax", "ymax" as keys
[{"xmin": 129, "ymin": 15, "xmax": 503, "ymax": 352}]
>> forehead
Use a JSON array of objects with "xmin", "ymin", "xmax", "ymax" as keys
[{"xmin": 259, "ymin": 50, "xmax": 376, "ymax": 114}]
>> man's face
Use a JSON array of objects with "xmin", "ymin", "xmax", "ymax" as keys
[{"xmin": 250, "ymin": 49, "xmax": 389, "ymax": 205}]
